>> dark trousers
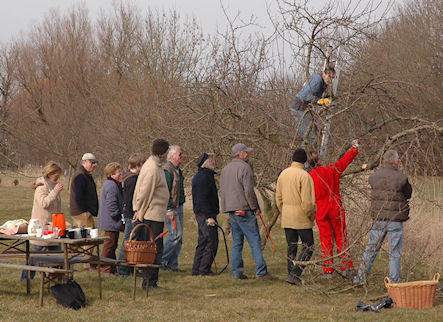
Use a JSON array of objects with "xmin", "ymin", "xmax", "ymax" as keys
[
  {"xmin": 133, "ymin": 219, "xmax": 164, "ymax": 286},
  {"xmin": 192, "ymin": 214, "xmax": 219, "ymax": 275},
  {"xmin": 101, "ymin": 231, "xmax": 120, "ymax": 273},
  {"xmin": 285, "ymin": 228, "xmax": 314, "ymax": 279}
]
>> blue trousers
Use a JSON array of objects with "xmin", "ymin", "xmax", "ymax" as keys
[
  {"xmin": 229, "ymin": 211, "xmax": 267, "ymax": 278},
  {"xmin": 20, "ymin": 244, "xmax": 62, "ymax": 281},
  {"xmin": 354, "ymin": 221, "xmax": 403, "ymax": 284},
  {"xmin": 161, "ymin": 205, "xmax": 184, "ymax": 270}
]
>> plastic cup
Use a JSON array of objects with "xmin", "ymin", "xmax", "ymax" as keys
[{"xmin": 90, "ymin": 229, "xmax": 99, "ymax": 238}]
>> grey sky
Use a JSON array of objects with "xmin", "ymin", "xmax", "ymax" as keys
[
  {"xmin": 1, "ymin": 0, "xmax": 404, "ymax": 45},
  {"xmin": 1, "ymin": 0, "xmax": 280, "ymax": 44}
]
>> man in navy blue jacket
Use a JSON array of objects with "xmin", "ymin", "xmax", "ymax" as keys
[{"xmin": 191, "ymin": 153, "xmax": 219, "ymax": 276}]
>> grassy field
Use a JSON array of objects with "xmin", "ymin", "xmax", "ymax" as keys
[{"xmin": 0, "ymin": 171, "xmax": 441, "ymax": 321}]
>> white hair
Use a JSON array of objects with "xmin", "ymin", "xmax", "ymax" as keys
[
  {"xmin": 201, "ymin": 157, "xmax": 214, "ymax": 169},
  {"xmin": 167, "ymin": 145, "xmax": 181, "ymax": 161},
  {"xmin": 382, "ymin": 150, "xmax": 399, "ymax": 166}
]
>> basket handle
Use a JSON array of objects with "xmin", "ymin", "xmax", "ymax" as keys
[
  {"xmin": 128, "ymin": 223, "xmax": 154, "ymax": 243},
  {"xmin": 384, "ymin": 276, "xmax": 391, "ymax": 287},
  {"xmin": 433, "ymin": 273, "xmax": 440, "ymax": 282}
]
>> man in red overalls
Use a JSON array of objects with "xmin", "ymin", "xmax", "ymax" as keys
[{"xmin": 307, "ymin": 140, "xmax": 359, "ymax": 277}]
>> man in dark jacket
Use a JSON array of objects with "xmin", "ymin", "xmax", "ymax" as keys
[
  {"xmin": 116, "ymin": 153, "xmax": 147, "ymax": 276},
  {"xmin": 219, "ymin": 143, "xmax": 276, "ymax": 280},
  {"xmin": 354, "ymin": 150, "xmax": 413, "ymax": 284},
  {"xmin": 70, "ymin": 153, "xmax": 99, "ymax": 228},
  {"xmin": 191, "ymin": 153, "xmax": 219, "ymax": 276}
]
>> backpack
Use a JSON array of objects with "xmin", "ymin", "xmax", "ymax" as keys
[{"xmin": 50, "ymin": 279, "xmax": 87, "ymax": 310}]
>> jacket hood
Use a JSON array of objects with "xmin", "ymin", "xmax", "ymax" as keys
[
  {"xmin": 122, "ymin": 170, "xmax": 137, "ymax": 182},
  {"xmin": 32, "ymin": 177, "xmax": 45, "ymax": 189}
]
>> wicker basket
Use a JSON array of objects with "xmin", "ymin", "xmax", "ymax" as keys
[
  {"xmin": 384, "ymin": 273, "xmax": 439, "ymax": 309},
  {"xmin": 124, "ymin": 223, "xmax": 157, "ymax": 264}
]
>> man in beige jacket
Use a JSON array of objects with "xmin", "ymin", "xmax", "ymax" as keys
[
  {"xmin": 132, "ymin": 138, "xmax": 170, "ymax": 289},
  {"xmin": 276, "ymin": 148, "xmax": 316, "ymax": 285}
]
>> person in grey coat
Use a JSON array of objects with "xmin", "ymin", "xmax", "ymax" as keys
[
  {"xmin": 98, "ymin": 162, "xmax": 124, "ymax": 274},
  {"xmin": 354, "ymin": 150, "xmax": 413, "ymax": 284},
  {"xmin": 219, "ymin": 143, "xmax": 276, "ymax": 281}
]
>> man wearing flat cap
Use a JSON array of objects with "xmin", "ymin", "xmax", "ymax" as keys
[
  {"xmin": 219, "ymin": 143, "xmax": 276, "ymax": 280},
  {"xmin": 70, "ymin": 152, "xmax": 99, "ymax": 228},
  {"xmin": 132, "ymin": 138, "xmax": 170, "ymax": 288},
  {"xmin": 191, "ymin": 153, "xmax": 219, "ymax": 276}
]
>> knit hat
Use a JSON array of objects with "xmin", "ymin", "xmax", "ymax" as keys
[
  {"xmin": 232, "ymin": 143, "xmax": 253, "ymax": 156},
  {"xmin": 196, "ymin": 153, "xmax": 209, "ymax": 167},
  {"xmin": 292, "ymin": 148, "xmax": 307, "ymax": 163},
  {"xmin": 152, "ymin": 139, "xmax": 169, "ymax": 156}
]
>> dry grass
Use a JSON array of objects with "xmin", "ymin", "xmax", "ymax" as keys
[{"xmin": 0, "ymin": 171, "xmax": 441, "ymax": 321}]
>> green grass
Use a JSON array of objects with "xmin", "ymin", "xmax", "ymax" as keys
[{"xmin": 0, "ymin": 172, "xmax": 441, "ymax": 321}]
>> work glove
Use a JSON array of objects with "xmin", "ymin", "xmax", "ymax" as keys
[
  {"xmin": 351, "ymin": 139, "xmax": 359, "ymax": 148},
  {"xmin": 317, "ymin": 98, "xmax": 330, "ymax": 106}
]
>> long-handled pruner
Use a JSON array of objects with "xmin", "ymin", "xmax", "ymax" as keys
[
  {"xmin": 154, "ymin": 230, "xmax": 169, "ymax": 241},
  {"xmin": 214, "ymin": 223, "xmax": 229, "ymax": 275},
  {"xmin": 257, "ymin": 212, "xmax": 276, "ymax": 254}
]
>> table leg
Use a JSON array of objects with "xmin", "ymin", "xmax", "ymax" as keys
[
  {"xmin": 26, "ymin": 240, "xmax": 30, "ymax": 295},
  {"xmin": 63, "ymin": 243, "xmax": 69, "ymax": 282},
  {"xmin": 97, "ymin": 243, "xmax": 102, "ymax": 300},
  {"xmin": 133, "ymin": 266, "xmax": 137, "ymax": 300},
  {"xmin": 39, "ymin": 272, "xmax": 44, "ymax": 307}
]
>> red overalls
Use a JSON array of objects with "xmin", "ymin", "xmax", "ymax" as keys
[{"xmin": 309, "ymin": 147, "xmax": 358, "ymax": 274}]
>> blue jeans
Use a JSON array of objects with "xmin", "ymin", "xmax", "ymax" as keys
[
  {"xmin": 20, "ymin": 244, "xmax": 62, "ymax": 281},
  {"xmin": 289, "ymin": 99, "xmax": 317, "ymax": 146},
  {"xmin": 354, "ymin": 221, "xmax": 403, "ymax": 284},
  {"xmin": 161, "ymin": 205, "xmax": 184, "ymax": 269},
  {"xmin": 116, "ymin": 218, "xmax": 136, "ymax": 276},
  {"xmin": 229, "ymin": 211, "xmax": 267, "ymax": 278}
]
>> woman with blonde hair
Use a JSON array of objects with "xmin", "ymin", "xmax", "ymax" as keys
[
  {"xmin": 98, "ymin": 162, "xmax": 124, "ymax": 274},
  {"xmin": 20, "ymin": 161, "xmax": 64, "ymax": 280}
]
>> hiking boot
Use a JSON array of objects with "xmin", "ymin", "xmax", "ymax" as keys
[
  {"xmin": 256, "ymin": 273, "xmax": 278, "ymax": 281},
  {"xmin": 286, "ymin": 275, "xmax": 302, "ymax": 285},
  {"xmin": 233, "ymin": 274, "xmax": 248, "ymax": 280}
]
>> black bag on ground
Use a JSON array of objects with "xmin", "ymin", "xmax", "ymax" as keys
[{"xmin": 50, "ymin": 279, "xmax": 87, "ymax": 310}]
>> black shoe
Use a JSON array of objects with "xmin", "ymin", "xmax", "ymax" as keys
[
  {"xmin": 286, "ymin": 275, "xmax": 302, "ymax": 285},
  {"xmin": 171, "ymin": 268, "xmax": 186, "ymax": 273},
  {"xmin": 161, "ymin": 265, "xmax": 171, "ymax": 271},
  {"xmin": 202, "ymin": 271, "xmax": 216, "ymax": 276},
  {"xmin": 233, "ymin": 274, "xmax": 248, "ymax": 280},
  {"xmin": 149, "ymin": 284, "xmax": 164, "ymax": 289}
]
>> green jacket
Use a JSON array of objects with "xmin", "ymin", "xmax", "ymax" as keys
[{"xmin": 164, "ymin": 161, "xmax": 185, "ymax": 210}]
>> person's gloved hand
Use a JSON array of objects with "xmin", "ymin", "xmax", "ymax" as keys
[
  {"xmin": 352, "ymin": 139, "xmax": 359, "ymax": 148},
  {"xmin": 317, "ymin": 98, "xmax": 330, "ymax": 106}
]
